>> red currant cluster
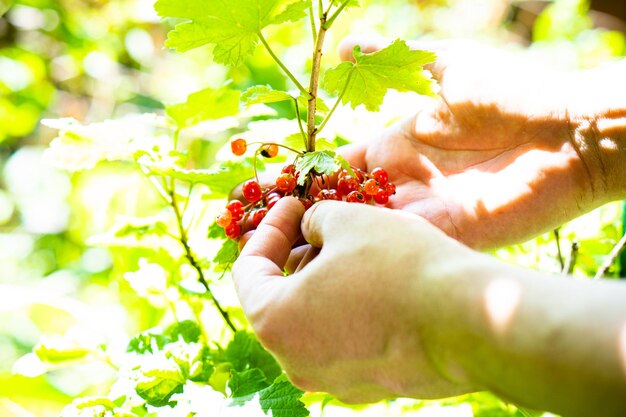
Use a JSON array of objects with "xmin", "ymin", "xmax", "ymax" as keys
[{"xmin": 215, "ymin": 138, "xmax": 396, "ymax": 239}]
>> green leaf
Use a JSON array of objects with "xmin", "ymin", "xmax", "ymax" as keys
[
  {"xmin": 156, "ymin": 0, "xmax": 310, "ymax": 65},
  {"xmin": 256, "ymin": 375, "xmax": 308, "ymax": 417},
  {"xmin": 208, "ymin": 222, "xmax": 227, "ymax": 239},
  {"xmin": 315, "ymin": 138, "xmax": 337, "ymax": 151},
  {"xmin": 135, "ymin": 367, "xmax": 185, "ymax": 407},
  {"xmin": 74, "ymin": 397, "xmax": 117, "ymax": 410},
  {"xmin": 166, "ymin": 86, "xmax": 240, "ymax": 128},
  {"xmin": 241, "ymin": 85, "xmax": 293, "ymax": 106},
  {"xmin": 331, "ymin": 0, "xmax": 360, "ymax": 8},
  {"xmin": 127, "ymin": 333, "xmax": 170, "ymax": 354},
  {"xmin": 220, "ymin": 332, "xmax": 281, "ymax": 382},
  {"xmin": 294, "ymin": 150, "xmax": 338, "ymax": 185},
  {"xmin": 213, "ymin": 239, "xmax": 239, "ymax": 267},
  {"xmin": 228, "ymin": 368, "xmax": 270, "ymax": 398},
  {"xmin": 34, "ymin": 340, "xmax": 90, "ymax": 363},
  {"xmin": 282, "ymin": 133, "xmax": 307, "ymax": 152},
  {"xmin": 297, "ymin": 93, "xmax": 329, "ymax": 114},
  {"xmin": 323, "ymin": 39, "xmax": 437, "ymax": 111},
  {"xmin": 334, "ymin": 153, "xmax": 356, "ymax": 177},
  {"xmin": 166, "ymin": 320, "xmax": 201, "ymax": 343},
  {"xmin": 0, "ymin": 0, "xmax": 13, "ymax": 17}
]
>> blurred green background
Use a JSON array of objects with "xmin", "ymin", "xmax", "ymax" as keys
[{"xmin": 0, "ymin": 0, "xmax": 624, "ymax": 416}]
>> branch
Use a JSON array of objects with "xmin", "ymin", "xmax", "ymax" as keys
[
  {"xmin": 316, "ymin": 69, "xmax": 353, "ymax": 135},
  {"xmin": 307, "ymin": 17, "xmax": 328, "ymax": 151},
  {"xmin": 170, "ymin": 189, "xmax": 237, "ymax": 332}
]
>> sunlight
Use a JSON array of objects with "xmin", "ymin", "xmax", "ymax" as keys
[{"xmin": 483, "ymin": 278, "xmax": 522, "ymax": 334}]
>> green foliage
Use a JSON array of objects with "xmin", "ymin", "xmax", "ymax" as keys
[
  {"xmin": 241, "ymin": 85, "xmax": 294, "ymax": 106},
  {"xmin": 156, "ymin": 0, "xmax": 310, "ymax": 65},
  {"xmin": 294, "ymin": 150, "xmax": 339, "ymax": 185},
  {"xmin": 166, "ymin": 86, "xmax": 241, "ymax": 128},
  {"xmin": 324, "ymin": 40, "xmax": 437, "ymax": 111}
]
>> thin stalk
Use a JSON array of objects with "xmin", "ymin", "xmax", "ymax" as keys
[
  {"xmin": 323, "ymin": 0, "xmax": 349, "ymax": 29},
  {"xmin": 170, "ymin": 189, "xmax": 237, "ymax": 332},
  {"xmin": 308, "ymin": 2, "xmax": 317, "ymax": 42},
  {"xmin": 594, "ymin": 232, "xmax": 626, "ymax": 279},
  {"xmin": 258, "ymin": 31, "xmax": 309, "ymax": 98},
  {"xmin": 317, "ymin": 70, "xmax": 353, "ymax": 135},
  {"xmin": 553, "ymin": 228, "xmax": 564, "ymax": 270},
  {"xmin": 294, "ymin": 98, "xmax": 307, "ymax": 149},
  {"xmin": 307, "ymin": 18, "xmax": 328, "ymax": 151},
  {"xmin": 562, "ymin": 241, "xmax": 579, "ymax": 275}
]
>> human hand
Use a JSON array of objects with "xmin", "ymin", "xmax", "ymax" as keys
[
  {"xmin": 337, "ymin": 38, "xmax": 622, "ymax": 249},
  {"xmin": 232, "ymin": 197, "xmax": 479, "ymax": 403}
]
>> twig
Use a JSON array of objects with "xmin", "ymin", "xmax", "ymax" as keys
[
  {"xmin": 258, "ymin": 31, "xmax": 309, "ymax": 97},
  {"xmin": 553, "ymin": 228, "xmax": 564, "ymax": 270},
  {"xmin": 170, "ymin": 189, "xmax": 237, "ymax": 332},
  {"xmin": 307, "ymin": 15, "xmax": 328, "ymax": 151},
  {"xmin": 594, "ymin": 232, "xmax": 626, "ymax": 279},
  {"xmin": 562, "ymin": 240, "xmax": 579, "ymax": 276}
]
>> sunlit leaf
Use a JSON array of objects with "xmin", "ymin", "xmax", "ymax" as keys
[{"xmin": 166, "ymin": 86, "xmax": 240, "ymax": 128}]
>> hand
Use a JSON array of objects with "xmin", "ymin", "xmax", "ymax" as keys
[
  {"xmin": 232, "ymin": 197, "xmax": 478, "ymax": 403},
  {"xmin": 337, "ymin": 38, "xmax": 621, "ymax": 249}
]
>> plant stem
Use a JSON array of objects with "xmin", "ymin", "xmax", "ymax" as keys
[
  {"xmin": 323, "ymin": 0, "xmax": 349, "ymax": 29},
  {"xmin": 562, "ymin": 240, "xmax": 579, "ymax": 275},
  {"xmin": 307, "ymin": 17, "xmax": 328, "ymax": 152},
  {"xmin": 553, "ymin": 228, "xmax": 564, "ymax": 270},
  {"xmin": 308, "ymin": 2, "xmax": 317, "ymax": 42},
  {"xmin": 594, "ymin": 232, "xmax": 626, "ymax": 279},
  {"xmin": 258, "ymin": 31, "xmax": 310, "ymax": 98},
  {"xmin": 293, "ymin": 98, "xmax": 307, "ymax": 148},
  {"xmin": 170, "ymin": 189, "xmax": 237, "ymax": 332},
  {"xmin": 316, "ymin": 69, "xmax": 353, "ymax": 135}
]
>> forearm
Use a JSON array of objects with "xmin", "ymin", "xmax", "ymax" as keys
[{"xmin": 420, "ymin": 253, "xmax": 626, "ymax": 416}]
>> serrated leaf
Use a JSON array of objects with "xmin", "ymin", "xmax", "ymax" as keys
[
  {"xmin": 112, "ymin": 217, "xmax": 168, "ymax": 239},
  {"xmin": 241, "ymin": 85, "xmax": 293, "ymax": 106},
  {"xmin": 213, "ymin": 239, "xmax": 239, "ymax": 267},
  {"xmin": 315, "ymin": 138, "xmax": 337, "ymax": 151},
  {"xmin": 156, "ymin": 0, "xmax": 310, "ymax": 66},
  {"xmin": 222, "ymin": 332, "xmax": 282, "ymax": 382},
  {"xmin": 323, "ymin": 39, "xmax": 437, "ymax": 111},
  {"xmin": 239, "ymin": 375, "xmax": 307, "ymax": 417},
  {"xmin": 166, "ymin": 320, "xmax": 201, "ymax": 343},
  {"xmin": 135, "ymin": 366, "xmax": 185, "ymax": 407},
  {"xmin": 208, "ymin": 222, "xmax": 227, "ymax": 239},
  {"xmin": 166, "ymin": 86, "xmax": 240, "ymax": 128},
  {"xmin": 228, "ymin": 368, "xmax": 270, "ymax": 398},
  {"xmin": 294, "ymin": 150, "xmax": 338, "ymax": 185},
  {"xmin": 282, "ymin": 133, "xmax": 307, "ymax": 152},
  {"xmin": 127, "ymin": 333, "xmax": 170, "ymax": 354},
  {"xmin": 334, "ymin": 153, "xmax": 356, "ymax": 177}
]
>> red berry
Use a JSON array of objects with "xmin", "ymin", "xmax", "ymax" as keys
[
  {"xmin": 230, "ymin": 138, "xmax": 247, "ymax": 156},
  {"xmin": 260, "ymin": 144, "xmax": 278, "ymax": 158},
  {"xmin": 337, "ymin": 176, "xmax": 359, "ymax": 196},
  {"xmin": 226, "ymin": 200, "xmax": 244, "ymax": 221},
  {"xmin": 252, "ymin": 208, "xmax": 268, "ymax": 228},
  {"xmin": 373, "ymin": 189, "xmax": 389, "ymax": 205},
  {"xmin": 266, "ymin": 192, "xmax": 281, "ymax": 210},
  {"xmin": 242, "ymin": 180, "xmax": 262, "ymax": 203},
  {"xmin": 385, "ymin": 183, "xmax": 396, "ymax": 195},
  {"xmin": 371, "ymin": 167, "xmax": 388, "ymax": 186},
  {"xmin": 216, "ymin": 209, "xmax": 232, "ymax": 228},
  {"xmin": 363, "ymin": 179, "xmax": 379, "ymax": 195},
  {"xmin": 315, "ymin": 189, "xmax": 341, "ymax": 202},
  {"xmin": 299, "ymin": 198, "xmax": 313, "ymax": 210},
  {"xmin": 281, "ymin": 164, "xmax": 296, "ymax": 175},
  {"xmin": 346, "ymin": 191, "xmax": 366, "ymax": 203},
  {"xmin": 276, "ymin": 173, "xmax": 296, "ymax": 193},
  {"xmin": 225, "ymin": 221, "xmax": 241, "ymax": 239}
]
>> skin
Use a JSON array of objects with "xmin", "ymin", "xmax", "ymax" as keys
[{"xmin": 232, "ymin": 39, "xmax": 626, "ymax": 415}]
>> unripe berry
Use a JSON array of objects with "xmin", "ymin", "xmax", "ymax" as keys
[
  {"xmin": 226, "ymin": 200, "xmax": 244, "ymax": 221},
  {"xmin": 242, "ymin": 180, "xmax": 262, "ymax": 203},
  {"xmin": 276, "ymin": 173, "xmax": 296, "ymax": 193},
  {"xmin": 260, "ymin": 144, "xmax": 278, "ymax": 158},
  {"xmin": 230, "ymin": 138, "xmax": 247, "ymax": 156},
  {"xmin": 216, "ymin": 209, "xmax": 232, "ymax": 228}
]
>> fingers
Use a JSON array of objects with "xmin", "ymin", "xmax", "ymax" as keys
[
  {"xmin": 301, "ymin": 200, "xmax": 376, "ymax": 248},
  {"xmin": 232, "ymin": 197, "xmax": 305, "ymax": 304}
]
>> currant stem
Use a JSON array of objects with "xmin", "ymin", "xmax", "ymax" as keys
[
  {"xmin": 170, "ymin": 189, "xmax": 237, "ymax": 333},
  {"xmin": 594, "ymin": 232, "xmax": 626, "ymax": 279},
  {"xmin": 307, "ymin": 17, "xmax": 328, "ymax": 152},
  {"xmin": 258, "ymin": 31, "xmax": 310, "ymax": 98},
  {"xmin": 317, "ymin": 69, "xmax": 353, "ymax": 135},
  {"xmin": 293, "ymin": 98, "xmax": 307, "ymax": 148},
  {"xmin": 323, "ymin": 0, "xmax": 349, "ymax": 30},
  {"xmin": 308, "ymin": 2, "xmax": 317, "ymax": 42}
]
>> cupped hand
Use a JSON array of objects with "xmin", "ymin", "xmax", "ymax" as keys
[
  {"xmin": 337, "ymin": 38, "xmax": 606, "ymax": 249},
  {"xmin": 232, "ymin": 197, "xmax": 478, "ymax": 403}
]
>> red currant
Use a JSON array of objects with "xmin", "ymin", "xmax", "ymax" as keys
[
  {"xmin": 252, "ymin": 208, "xmax": 268, "ymax": 227},
  {"xmin": 373, "ymin": 189, "xmax": 389, "ymax": 205},
  {"xmin": 371, "ymin": 167, "xmax": 388, "ymax": 186},
  {"xmin": 385, "ymin": 183, "xmax": 396, "ymax": 195},
  {"xmin": 315, "ymin": 189, "xmax": 341, "ymax": 202},
  {"xmin": 337, "ymin": 176, "xmax": 359, "ymax": 196},
  {"xmin": 230, "ymin": 138, "xmax": 247, "ymax": 156},
  {"xmin": 281, "ymin": 164, "xmax": 296, "ymax": 175},
  {"xmin": 260, "ymin": 144, "xmax": 278, "ymax": 158},
  {"xmin": 299, "ymin": 198, "xmax": 313, "ymax": 210},
  {"xmin": 346, "ymin": 191, "xmax": 366, "ymax": 203},
  {"xmin": 242, "ymin": 180, "xmax": 262, "ymax": 203},
  {"xmin": 216, "ymin": 209, "xmax": 232, "ymax": 228},
  {"xmin": 276, "ymin": 173, "xmax": 296, "ymax": 193},
  {"xmin": 266, "ymin": 192, "xmax": 281, "ymax": 210},
  {"xmin": 363, "ymin": 179, "xmax": 379, "ymax": 195},
  {"xmin": 225, "ymin": 221, "xmax": 241, "ymax": 239},
  {"xmin": 226, "ymin": 200, "xmax": 244, "ymax": 221}
]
